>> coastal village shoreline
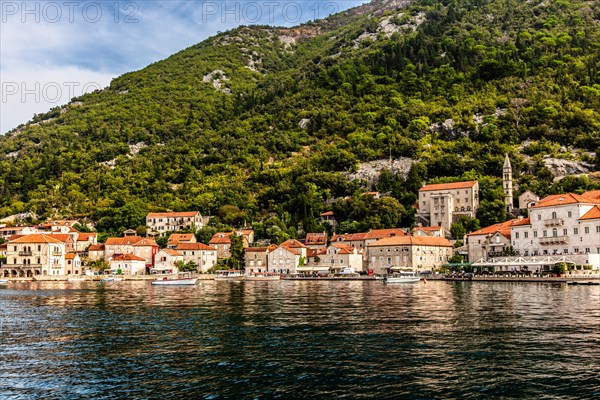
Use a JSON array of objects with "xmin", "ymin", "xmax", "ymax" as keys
[{"xmin": 2, "ymin": 274, "xmax": 599, "ymax": 283}]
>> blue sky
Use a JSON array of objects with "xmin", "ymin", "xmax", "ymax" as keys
[{"xmin": 0, "ymin": 1, "xmax": 368, "ymax": 134}]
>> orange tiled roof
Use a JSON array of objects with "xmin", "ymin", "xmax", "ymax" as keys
[
  {"xmin": 510, "ymin": 217, "xmax": 531, "ymax": 227},
  {"xmin": 331, "ymin": 232, "xmax": 368, "ymax": 242},
  {"xmin": 305, "ymin": 233, "xmax": 327, "ymax": 245},
  {"xmin": 147, "ymin": 211, "xmax": 199, "ymax": 218},
  {"xmin": 582, "ymin": 190, "xmax": 600, "ymax": 202},
  {"xmin": 65, "ymin": 253, "xmax": 78, "ymax": 259},
  {"xmin": 281, "ymin": 239, "xmax": 306, "ymax": 248},
  {"xmin": 88, "ymin": 244, "xmax": 105, "ymax": 251},
  {"xmin": 280, "ymin": 245, "xmax": 301, "ymax": 255},
  {"xmin": 163, "ymin": 249, "xmax": 183, "ymax": 256},
  {"xmin": 209, "ymin": 236, "xmax": 231, "ymax": 244},
  {"xmin": 77, "ymin": 233, "xmax": 96, "ymax": 241},
  {"xmin": 531, "ymin": 193, "xmax": 599, "ymax": 209},
  {"xmin": 365, "ymin": 228, "xmax": 408, "ymax": 239},
  {"xmin": 105, "ymin": 236, "xmax": 157, "ymax": 246},
  {"xmin": 169, "ymin": 233, "xmax": 195, "ymax": 242},
  {"xmin": 320, "ymin": 211, "xmax": 334, "ymax": 216},
  {"xmin": 368, "ymin": 236, "xmax": 453, "ymax": 247},
  {"xmin": 175, "ymin": 243, "xmax": 216, "ymax": 251},
  {"xmin": 112, "ymin": 254, "xmax": 146, "ymax": 262},
  {"xmin": 580, "ymin": 205, "xmax": 600, "ymax": 220},
  {"xmin": 307, "ymin": 248, "xmax": 327, "ymax": 257},
  {"xmin": 419, "ymin": 181, "xmax": 478, "ymax": 192},
  {"xmin": 6, "ymin": 234, "xmax": 25, "ymax": 242},
  {"xmin": 11, "ymin": 234, "xmax": 65, "ymax": 244},
  {"xmin": 49, "ymin": 233, "xmax": 74, "ymax": 242}
]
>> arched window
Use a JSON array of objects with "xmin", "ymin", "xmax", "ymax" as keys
[
  {"xmin": 552, "ymin": 211, "xmax": 557, "ymax": 219},
  {"xmin": 553, "ymin": 228, "xmax": 557, "ymax": 237}
]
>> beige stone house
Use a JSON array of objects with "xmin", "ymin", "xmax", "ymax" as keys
[
  {"xmin": 174, "ymin": 242, "xmax": 218, "ymax": 272},
  {"xmin": 109, "ymin": 254, "xmax": 147, "ymax": 275},
  {"xmin": 104, "ymin": 235, "xmax": 158, "ymax": 268},
  {"xmin": 267, "ymin": 245, "xmax": 301, "ymax": 274},
  {"xmin": 146, "ymin": 211, "xmax": 203, "ymax": 236},
  {"xmin": 416, "ymin": 181, "xmax": 479, "ymax": 231},
  {"xmin": 152, "ymin": 249, "xmax": 185, "ymax": 274},
  {"xmin": 2, "ymin": 234, "xmax": 67, "ymax": 277},
  {"xmin": 244, "ymin": 246, "xmax": 276, "ymax": 272},
  {"xmin": 367, "ymin": 236, "xmax": 453, "ymax": 275}
]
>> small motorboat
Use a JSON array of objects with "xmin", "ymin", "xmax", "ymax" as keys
[
  {"xmin": 567, "ymin": 281, "xmax": 600, "ymax": 286},
  {"xmin": 245, "ymin": 272, "xmax": 282, "ymax": 281},
  {"xmin": 0, "ymin": 279, "xmax": 9, "ymax": 285},
  {"xmin": 384, "ymin": 271, "xmax": 421, "ymax": 284},
  {"xmin": 151, "ymin": 277, "xmax": 198, "ymax": 286},
  {"xmin": 214, "ymin": 270, "xmax": 245, "ymax": 281}
]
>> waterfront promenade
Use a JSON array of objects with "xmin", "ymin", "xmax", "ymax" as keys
[{"xmin": 3, "ymin": 274, "xmax": 599, "ymax": 283}]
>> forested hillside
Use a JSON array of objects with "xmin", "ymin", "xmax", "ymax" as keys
[{"xmin": 1, "ymin": 0, "xmax": 599, "ymax": 238}]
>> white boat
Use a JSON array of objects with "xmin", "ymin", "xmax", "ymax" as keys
[
  {"xmin": 214, "ymin": 270, "xmax": 245, "ymax": 281},
  {"xmin": 245, "ymin": 272, "xmax": 281, "ymax": 281},
  {"xmin": 100, "ymin": 277, "xmax": 123, "ymax": 282},
  {"xmin": 151, "ymin": 277, "xmax": 198, "ymax": 286},
  {"xmin": 0, "ymin": 279, "xmax": 8, "ymax": 285},
  {"xmin": 67, "ymin": 277, "xmax": 87, "ymax": 282},
  {"xmin": 384, "ymin": 271, "xmax": 421, "ymax": 284}
]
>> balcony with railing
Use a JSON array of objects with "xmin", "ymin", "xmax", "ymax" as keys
[
  {"xmin": 539, "ymin": 235, "xmax": 569, "ymax": 245},
  {"xmin": 18, "ymin": 251, "xmax": 32, "ymax": 256},
  {"xmin": 544, "ymin": 218, "xmax": 564, "ymax": 227}
]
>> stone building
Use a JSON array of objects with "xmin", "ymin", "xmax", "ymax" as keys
[{"xmin": 416, "ymin": 181, "xmax": 479, "ymax": 232}]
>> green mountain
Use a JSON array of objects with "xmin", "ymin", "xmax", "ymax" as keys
[{"xmin": 1, "ymin": 0, "xmax": 599, "ymax": 237}]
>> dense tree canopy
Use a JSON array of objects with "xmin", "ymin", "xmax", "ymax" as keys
[{"xmin": 0, "ymin": 0, "xmax": 599, "ymax": 236}]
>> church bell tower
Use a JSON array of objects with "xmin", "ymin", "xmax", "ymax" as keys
[{"xmin": 503, "ymin": 154, "xmax": 513, "ymax": 213}]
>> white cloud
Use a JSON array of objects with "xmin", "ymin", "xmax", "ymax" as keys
[{"xmin": 0, "ymin": 1, "xmax": 368, "ymax": 134}]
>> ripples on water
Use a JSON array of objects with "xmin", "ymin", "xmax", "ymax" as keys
[{"xmin": 0, "ymin": 281, "xmax": 599, "ymax": 399}]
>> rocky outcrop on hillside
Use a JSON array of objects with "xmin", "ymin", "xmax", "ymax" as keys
[{"xmin": 346, "ymin": 158, "xmax": 416, "ymax": 187}]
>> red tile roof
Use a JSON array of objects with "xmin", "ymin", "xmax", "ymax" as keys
[
  {"xmin": 65, "ymin": 253, "xmax": 78, "ymax": 259},
  {"xmin": 11, "ymin": 234, "xmax": 64, "ymax": 244},
  {"xmin": 320, "ymin": 211, "xmax": 334, "ymax": 217},
  {"xmin": 305, "ymin": 232, "xmax": 327, "ymax": 245},
  {"xmin": 583, "ymin": 190, "xmax": 600, "ymax": 202},
  {"xmin": 280, "ymin": 245, "xmax": 301, "ymax": 255},
  {"xmin": 531, "ymin": 193, "xmax": 599, "ymax": 209},
  {"xmin": 6, "ymin": 234, "xmax": 25, "ymax": 242},
  {"xmin": 365, "ymin": 228, "xmax": 408, "ymax": 239},
  {"xmin": 281, "ymin": 239, "xmax": 306, "ymax": 248},
  {"xmin": 331, "ymin": 232, "xmax": 368, "ymax": 242},
  {"xmin": 419, "ymin": 181, "xmax": 478, "ymax": 192},
  {"xmin": 77, "ymin": 233, "xmax": 96, "ymax": 241},
  {"xmin": 209, "ymin": 236, "xmax": 231, "ymax": 244},
  {"xmin": 105, "ymin": 236, "xmax": 157, "ymax": 246},
  {"xmin": 175, "ymin": 243, "xmax": 216, "ymax": 251},
  {"xmin": 88, "ymin": 244, "xmax": 105, "ymax": 251},
  {"xmin": 163, "ymin": 249, "xmax": 183, "ymax": 256},
  {"xmin": 307, "ymin": 248, "xmax": 327, "ymax": 257},
  {"xmin": 580, "ymin": 205, "xmax": 600, "ymax": 221},
  {"xmin": 368, "ymin": 236, "xmax": 453, "ymax": 247},
  {"xmin": 168, "ymin": 233, "xmax": 195, "ymax": 242},
  {"xmin": 112, "ymin": 254, "xmax": 146, "ymax": 262}
]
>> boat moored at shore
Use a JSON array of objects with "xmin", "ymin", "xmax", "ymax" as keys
[
  {"xmin": 384, "ymin": 271, "xmax": 421, "ymax": 284},
  {"xmin": 245, "ymin": 272, "xmax": 281, "ymax": 281},
  {"xmin": 214, "ymin": 270, "xmax": 245, "ymax": 281},
  {"xmin": 151, "ymin": 277, "xmax": 198, "ymax": 286}
]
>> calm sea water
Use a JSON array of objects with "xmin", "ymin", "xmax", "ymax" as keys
[{"xmin": 0, "ymin": 280, "xmax": 599, "ymax": 399}]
